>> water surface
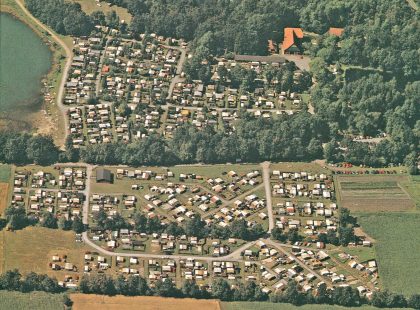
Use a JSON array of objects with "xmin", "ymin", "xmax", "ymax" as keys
[{"xmin": 0, "ymin": 13, "xmax": 52, "ymax": 125}]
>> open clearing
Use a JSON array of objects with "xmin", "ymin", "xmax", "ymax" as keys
[
  {"xmin": 71, "ymin": 294, "xmax": 221, "ymax": 310},
  {"xmin": 336, "ymin": 175, "xmax": 415, "ymax": 212},
  {"xmin": 71, "ymin": 0, "xmax": 132, "ymax": 22},
  {"xmin": 0, "ymin": 291, "xmax": 64, "ymax": 310},
  {"xmin": 0, "ymin": 226, "xmax": 88, "ymax": 280},
  {"xmin": 221, "ymin": 302, "xmax": 407, "ymax": 310},
  {"xmin": 357, "ymin": 212, "xmax": 420, "ymax": 295}
]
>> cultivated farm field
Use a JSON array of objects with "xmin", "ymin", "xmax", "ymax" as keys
[
  {"xmin": 357, "ymin": 212, "xmax": 420, "ymax": 295},
  {"xmin": 0, "ymin": 291, "xmax": 64, "ymax": 310},
  {"xmin": 71, "ymin": 294, "xmax": 221, "ymax": 310},
  {"xmin": 221, "ymin": 302, "xmax": 408, "ymax": 310},
  {"xmin": 335, "ymin": 175, "xmax": 415, "ymax": 212}
]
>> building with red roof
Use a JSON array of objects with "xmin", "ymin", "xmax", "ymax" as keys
[{"xmin": 282, "ymin": 28, "xmax": 304, "ymax": 54}]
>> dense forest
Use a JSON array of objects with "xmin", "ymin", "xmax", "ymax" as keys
[
  {"xmin": 25, "ymin": 0, "xmax": 94, "ymax": 36},
  {"xmin": 305, "ymin": 0, "xmax": 419, "ymax": 169}
]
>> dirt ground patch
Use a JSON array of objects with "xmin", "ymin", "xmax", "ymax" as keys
[
  {"xmin": 354, "ymin": 227, "xmax": 376, "ymax": 243},
  {"xmin": 71, "ymin": 294, "xmax": 221, "ymax": 310},
  {"xmin": 0, "ymin": 183, "xmax": 9, "ymax": 215},
  {"xmin": 336, "ymin": 175, "xmax": 415, "ymax": 212}
]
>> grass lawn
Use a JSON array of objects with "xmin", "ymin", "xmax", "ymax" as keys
[
  {"xmin": 221, "ymin": 302, "xmax": 407, "ymax": 310},
  {"xmin": 357, "ymin": 212, "xmax": 420, "ymax": 295},
  {"xmin": 0, "ymin": 165, "xmax": 11, "ymax": 183},
  {"xmin": 0, "ymin": 291, "xmax": 64, "ymax": 310},
  {"xmin": 0, "ymin": 226, "xmax": 89, "ymax": 279}
]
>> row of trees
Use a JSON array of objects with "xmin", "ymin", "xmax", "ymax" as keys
[
  {"xmin": 77, "ymin": 113, "xmax": 328, "ymax": 166},
  {"xmin": 79, "ymin": 273, "xmax": 267, "ymax": 301},
  {"xmin": 25, "ymin": 0, "xmax": 94, "ymax": 36},
  {"xmin": 3, "ymin": 205, "xmax": 84, "ymax": 233},
  {"xmin": 272, "ymin": 281, "xmax": 420, "ymax": 309},
  {"xmin": 1, "ymin": 268, "xmax": 420, "ymax": 309}
]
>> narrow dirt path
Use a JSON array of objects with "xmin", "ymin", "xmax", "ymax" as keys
[{"xmin": 15, "ymin": 0, "xmax": 72, "ymax": 148}]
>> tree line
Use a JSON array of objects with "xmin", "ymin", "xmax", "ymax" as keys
[
  {"xmin": 271, "ymin": 281, "xmax": 420, "ymax": 309},
  {"xmin": 2, "ymin": 205, "xmax": 84, "ymax": 234},
  {"xmin": 1, "ymin": 268, "xmax": 419, "ymax": 309},
  {"xmin": 0, "ymin": 269, "xmax": 63, "ymax": 293}
]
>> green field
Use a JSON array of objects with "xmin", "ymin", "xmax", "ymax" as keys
[
  {"xmin": 221, "ymin": 302, "xmax": 408, "ymax": 310},
  {"xmin": 0, "ymin": 291, "xmax": 64, "ymax": 310},
  {"xmin": 357, "ymin": 212, "xmax": 420, "ymax": 295},
  {"xmin": 0, "ymin": 164, "xmax": 11, "ymax": 182}
]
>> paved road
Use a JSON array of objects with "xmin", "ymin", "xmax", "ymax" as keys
[
  {"xmin": 261, "ymin": 162, "xmax": 274, "ymax": 232},
  {"xmin": 165, "ymin": 45, "xmax": 187, "ymax": 100},
  {"xmin": 15, "ymin": 0, "xmax": 72, "ymax": 148}
]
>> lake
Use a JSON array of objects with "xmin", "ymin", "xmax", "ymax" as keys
[{"xmin": 0, "ymin": 13, "xmax": 52, "ymax": 127}]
